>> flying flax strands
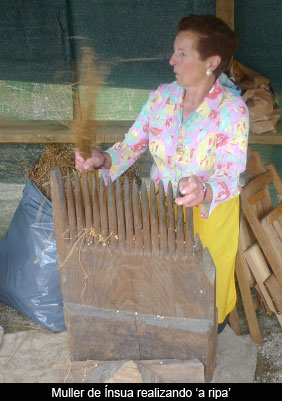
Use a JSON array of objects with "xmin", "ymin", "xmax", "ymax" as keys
[{"xmin": 71, "ymin": 46, "xmax": 108, "ymax": 159}]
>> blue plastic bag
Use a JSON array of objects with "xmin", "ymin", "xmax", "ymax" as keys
[
  {"xmin": 219, "ymin": 72, "xmax": 241, "ymax": 96},
  {"xmin": 0, "ymin": 180, "xmax": 66, "ymax": 331}
]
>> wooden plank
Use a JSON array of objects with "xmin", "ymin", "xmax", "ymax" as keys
[
  {"xmin": 254, "ymin": 284, "xmax": 272, "ymax": 317},
  {"xmin": 216, "ymin": 0, "xmax": 234, "ymax": 29},
  {"xmin": 244, "ymin": 244, "xmax": 279, "ymax": 316},
  {"xmin": 273, "ymin": 219, "xmax": 282, "ymax": 241},
  {"xmin": 245, "ymin": 149, "xmax": 265, "ymax": 184},
  {"xmin": 107, "ymin": 177, "xmax": 118, "ymax": 251},
  {"xmin": 124, "ymin": 176, "xmax": 134, "ymax": 253},
  {"xmin": 64, "ymin": 298, "xmax": 215, "ymax": 382},
  {"xmin": 98, "ymin": 175, "xmax": 109, "ymax": 247},
  {"xmin": 150, "ymin": 180, "xmax": 159, "ymax": 256},
  {"xmin": 167, "ymin": 182, "xmax": 176, "ymax": 258},
  {"xmin": 66, "ymin": 170, "xmax": 77, "ymax": 246},
  {"xmin": 176, "ymin": 186, "xmax": 185, "ymax": 259},
  {"xmin": 235, "ymin": 248, "xmax": 262, "ymax": 344},
  {"xmin": 83, "ymin": 173, "xmax": 93, "ymax": 231},
  {"xmin": 141, "ymin": 181, "xmax": 151, "ymax": 256},
  {"xmin": 229, "ymin": 306, "xmax": 241, "ymax": 335},
  {"xmin": 158, "ymin": 181, "xmax": 168, "ymax": 257},
  {"xmin": 52, "ymin": 358, "xmax": 205, "ymax": 383},
  {"xmin": 264, "ymin": 274, "xmax": 282, "ymax": 317},
  {"xmin": 241, "ymin": 199, "xmax": 282, "ymax": 287},
  {"xmin": 249, "ymin": 189, "xmax": 268, "ymax": 206},
  {"xmin": 261, "ymin": 206, "xmax": 282, "ymax": 262},
  {"xmin": 0, "ymin": 119, "xmax": 281, "ymax": 144},
  {"xmin": 248, "ymin": 135, "xmax": 282, "ymax": 146},
  {"xmin": 132, "ymin": 179, "xmax": 143, "ymax": 254},
  {"xmin": 0, "ymin": 120, "xmax": 130, "ymax": 144},
  {"xmin": 74, "ymin": 172, "xmax": 86, "ymax": 236},
  {"xmin": 248, "ymin": 189, "xmax": 272, "ymax": 220},
  {"xmin": 248, "ymin": 126, "xmax": 282, "ymax": 146},
  {"xmin": 91, "ymin": 174, "xmax": 101, "ymax": 241},
  {"xmin": 243, "ymin": 170, "xmax": 275, "ymax": 200},
  {"xmin": 263, "ymin": 202, "xmax": 282, "ymax": 226},
  {"xmin": 116, "ymin": 178, "xmax": 126, "ymax": 248},
  {"xmin": 244, "ymin": 244, "xmax": 271, "ymax": 283},
  {"xmin": 238, "ymin": 216, "xmax": 256, "ymax": 286},
  {"xmin": 185, "ymin": 208, "xmax": 194, "ymax": 257},
  {"xmin": 265, "ymin": 163, "xmax": 282, "ymax": 195},
  {"xmin": 49, "ymin": 167, "xmax": 69, "ymax": 259},
  {"xmin": 239, "ymin": 215, "xmax": 253, "ymax": 251}
]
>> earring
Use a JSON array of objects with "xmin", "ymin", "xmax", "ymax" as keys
[{"xmin": 206, "ymin": 68, "xmax": 212, "ymax": 76}]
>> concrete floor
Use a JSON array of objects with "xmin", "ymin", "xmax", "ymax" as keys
[{"xmin": 0, "ymin": 321, "xmax": 258, "ymax": 383}]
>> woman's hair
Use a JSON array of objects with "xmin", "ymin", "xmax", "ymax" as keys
[{"xmin": 177, "ymin": 14, "xmax": 238, "ymax": 76}]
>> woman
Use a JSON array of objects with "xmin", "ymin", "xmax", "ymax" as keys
[{"xmin": 75, "ymin": 14, "xmax": 249, "ymax": 332}]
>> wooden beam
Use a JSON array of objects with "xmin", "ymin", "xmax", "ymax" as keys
[
  {"xmin": 0, "ymin": 119, "xmax": 281, "ymax": 145},
  {"xmin": 0, "ymin": 120, "xmax": 128, "ymax": 144},
  {"xmin": 216, "ymin": 0, "xmax": 235, "ymax": 30},
  {"xmin": 248, "ymin": 121, "xmax": 282, "ymax": 145}
]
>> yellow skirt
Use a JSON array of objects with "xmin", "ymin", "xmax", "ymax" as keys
[{"xmin": 193, "ymin": 196, "xmax": 239, "ymax": 323}]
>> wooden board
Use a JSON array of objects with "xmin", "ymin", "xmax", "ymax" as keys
[
  {"xmin": 216, "ymin": 0, "xmax": 234, "ymax": 29},
  {"xmin": 64, "ymin": 300, "xmax": 214, "ymax": 373},
  {"xmin": 240, "ymin": 169, "xmax": 282, "ymax": 285},
  {"xmin": 264, "ymin": 274, "xmax": 282, "ymax": 317},
  {"xmin": 261, "ymin": 203, "xmax": 282, "ymax": 247},
  {"xmin": 52, "ymin": 359, "xmax": 205, "ymax": 383},
  {"xmin": 248, "ymin": 119, "xmax": 282, "ymax": 145},
  {"xmin": 244, "ymin": 243, "xmax": 282, "ymax": 326},
  {"xmin": 235, "ymin": 150, "xmax": 282, "ymax": 343},
  {"xmin": 0, "ymin": 120, "xmax": 128, "ymax": 144},
  {"xmin": 238, "ymin": 216, "xmax": 256, "ymax": 286},
  {"xmin": 235, "ymin": 248, "xmax": 262, "ymax": 344},
  {"xmin": 0, "ymin": 119, "xmax": 281, "ymax": 144},
  {"xmin": 244, "ymin": 244, "xmax": 271, "ymax": 284}
]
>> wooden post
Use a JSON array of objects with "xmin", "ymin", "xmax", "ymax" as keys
[
  {"xmin": 216, "ymin": 0, "xmax": 234, "ymax": 29},
  {"xmin": 235, "ymin": 249, "xmax": 262, "ymax": 344}
]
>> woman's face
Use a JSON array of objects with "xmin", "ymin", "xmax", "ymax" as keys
[{"xmin": 169, "ymin": 30, "xmax": 210, "ymax": 88}]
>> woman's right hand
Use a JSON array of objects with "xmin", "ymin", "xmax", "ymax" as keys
[{"xmin": 75, "ymin": 150, "xmax": 107, "ymax": 172}]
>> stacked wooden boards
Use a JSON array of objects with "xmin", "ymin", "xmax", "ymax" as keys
[{"xmin": 235, "ymin": 149, "xmax": 282, "ymax": 344}]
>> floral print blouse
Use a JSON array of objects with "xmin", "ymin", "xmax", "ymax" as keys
[{"xmin": 103, "ymin": 78, "xmax": 249, "ymax": 218}]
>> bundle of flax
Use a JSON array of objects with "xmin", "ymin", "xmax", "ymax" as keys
[
  {"xmin": 68, "ymin": 45, "xmax": 142, "ymax": 186},
  {"xmin": 28, "ymin": 47, "xmax": 141, "ymax": 200},
  {"xmin": 28, "ymin": 144, "xmax": 76, "ymax": 201},
  {"xmin": 28, "ymin": 47, "xmax": 104, "ymax": 200},
  {"xmin": 70, "ymin": 46, "xmax": 107, "ymax": 159}
]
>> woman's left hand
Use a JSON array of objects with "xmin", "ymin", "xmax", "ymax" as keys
[{"xmin": 175, "ymin": 175, "xmax": 207, "ymax": 207}]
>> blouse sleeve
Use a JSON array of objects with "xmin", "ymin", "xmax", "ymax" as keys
[
  {"xmin": 201, "ymin": 99, "xmax": 249, "ymax": 218},
  {"xmin": 101, "ymin": 86, "xmax": 162, "ymax": 181}
]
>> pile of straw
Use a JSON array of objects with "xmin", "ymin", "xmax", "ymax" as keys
[
  {"xmin": 28, "ymin": 144, "xmax": 75, "ymax": 200},
  {"xmin": 28, "ymin": 144, "xmax": 142, "ymax": 201}
]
